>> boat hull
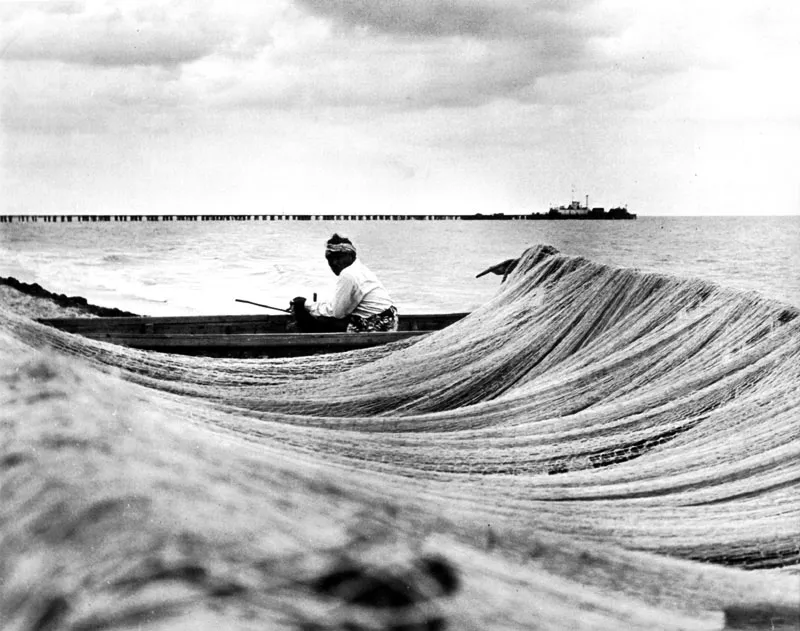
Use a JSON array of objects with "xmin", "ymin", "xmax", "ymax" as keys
[{"xmin": 37, "ymin": 312, "xmax": 468, "ymax": 357}]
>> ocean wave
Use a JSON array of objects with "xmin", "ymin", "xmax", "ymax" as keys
[
  {"xmin": 100, "ymin": 253, "xmax": 132, "ymax": 264},
  {"xmin": 2, "ymin": 244, "xmax": 799, "ymax": 630}
]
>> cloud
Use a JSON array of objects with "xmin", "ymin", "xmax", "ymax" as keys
[
  {"xmin": 296, "ymin": 0, "xmax": 600, "ymax": 39},
  {"xmin": 294, "ymin": 0, "xmax": 614, "ymax": 78},
  {"xmin": 0, "ymin": 1, "xmax": 82, "ymax": 21},
  {"xmin": 0, "ymin": 1, "xmax": 249, "ymax": 67},
  {"xmin": 0, "ymin": 0, "xmax": 640, "ymax": 111},
  {"xmin": 182, "ymin": 0, "xmax": 610, "ymax": 112},
  {"xmin": 0, "ymin": 60, "xmax": 190, "ymax": 136},
  {"xmin": 204, "ymin": 37, "xmax": 552, "ymax": 111},
  {"xmin": 283, "ymin": 0, "xmax": 696, "ymax": 110},
  {"xmin": 1, "ymin": 0, "xmax": 746, "ymax": 143}
]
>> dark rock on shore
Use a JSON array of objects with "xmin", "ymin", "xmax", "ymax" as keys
[{"xmin": 0, "ymin": 276, "xmax": 140, "ymax": 317}]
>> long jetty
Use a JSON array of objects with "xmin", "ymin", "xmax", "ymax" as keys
[
  {"xmin": 0, "ymin": 212, "xmax": 635, "ymax": 223},
  {"xmin": 1, "ymin": 214, "xmax": 464, "ymax": 223}
]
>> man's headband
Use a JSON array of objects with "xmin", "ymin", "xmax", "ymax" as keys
[{"xmin": 325, "ymin": 243, "xmax": 356, "ymax": 256}]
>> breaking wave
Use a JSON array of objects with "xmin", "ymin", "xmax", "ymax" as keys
[{"xmin": 2, "ymin": 245, "xmax": 799, "ymax": 630}]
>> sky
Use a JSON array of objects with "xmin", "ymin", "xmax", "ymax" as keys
[{"xmin": 1, "ymin": 0, "xmax": 798, "ymax": 217}]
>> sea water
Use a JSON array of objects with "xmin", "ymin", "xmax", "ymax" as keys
[{"xmin": 1, "ymin": 216, "xmax": 799, "ymax": 316}]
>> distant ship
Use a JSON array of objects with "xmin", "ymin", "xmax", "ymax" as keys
[{"xmin": 546, "ymin": 195, "xmax": 637, "ymax": 220}]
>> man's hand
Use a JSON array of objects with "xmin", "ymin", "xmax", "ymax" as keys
[
  {"xmin": 291, "ymin": 296, "xmax": 307, "ymax": 313},
  {"xmin": 476, "ymin": 258, "xmax": 518, "ymax": 279}
]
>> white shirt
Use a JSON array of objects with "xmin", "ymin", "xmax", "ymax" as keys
[{"xmin": 307, "ymin": 259, "xmax": 393, "ymax": 319}]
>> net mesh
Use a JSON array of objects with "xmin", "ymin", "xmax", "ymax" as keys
[{"xmin": 2, "ymin": 244, "xmax": 799, "ymax": 630}]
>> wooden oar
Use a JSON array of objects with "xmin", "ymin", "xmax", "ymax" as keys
[{"xmin": 235, "ymin": 299, "xmax": 291, "ymax": 314}]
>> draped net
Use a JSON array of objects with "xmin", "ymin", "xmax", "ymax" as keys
[{"xmin": 2, "ymin": 245, "xmax": 798, "ymax": 630}]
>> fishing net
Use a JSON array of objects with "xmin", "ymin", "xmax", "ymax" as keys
[{"xmin": 2, "ymin": 244, "xmax": 799, "ymax": 630}]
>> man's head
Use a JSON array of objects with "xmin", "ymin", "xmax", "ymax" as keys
[{"xmin": 325, "ymin": 234, "xmax": 356, "ymax": 276}]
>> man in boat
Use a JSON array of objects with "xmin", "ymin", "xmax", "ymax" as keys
[{"xmin": 291, "ymin": 234, "xmax": 398, "ymax": 332}]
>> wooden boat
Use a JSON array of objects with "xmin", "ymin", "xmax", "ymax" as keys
[{"xmin": 37, "ymin": 312, "xmax": 469, "ymax": 357}]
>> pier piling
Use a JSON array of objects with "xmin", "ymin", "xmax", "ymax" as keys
[{"xmin": 0, "ymin": 210, "xmax": 635, "ymax": 222}]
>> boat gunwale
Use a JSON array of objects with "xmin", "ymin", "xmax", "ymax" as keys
[
  {"xmin": 34, "ymin": 312, "xmax": 469, "ymax": 356},
  {"xmin": 36, "ymin": 312, "xmax": 469, "ymax": 329}
]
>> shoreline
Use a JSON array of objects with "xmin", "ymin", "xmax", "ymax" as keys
[{"xmin": 0, "ymin": 276, "xmax": 139, "ymax": 319}]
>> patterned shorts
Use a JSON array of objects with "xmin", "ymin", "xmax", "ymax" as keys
[{"xmin": 347, "ymin": 306, "xmax": 399, "ymax": 332}]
